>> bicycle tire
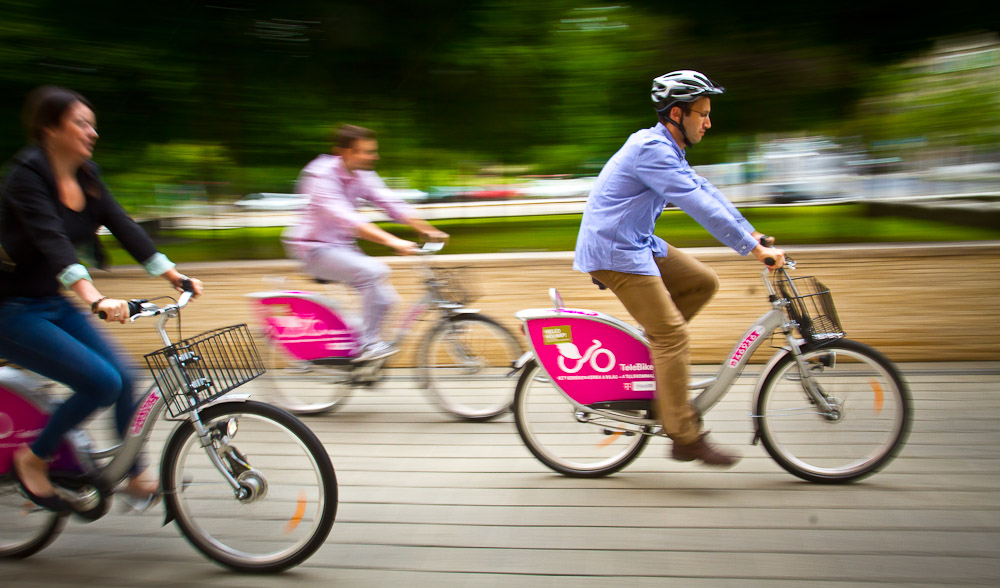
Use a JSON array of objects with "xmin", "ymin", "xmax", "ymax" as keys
[
  {"xmin": 755, "ymin": 339, "xmax": 912, "ymax": 484},
  {"xmin": 0, "ymin": 481, "xmax": 67, "ymax": 558},
  {"xmin": 259, "ymin": 330, "xmax": 353, "ymax": 416},
  {"xmin": 419, "ymin": 313, "xmax": 521, "ymax": 421},
  {"xmin": 161, "ymin": 401, "xmax": 337, "ymax": 573},
  {"xmin": 514, "ymin": 360, "xmax": 651, "ymax": 477}
]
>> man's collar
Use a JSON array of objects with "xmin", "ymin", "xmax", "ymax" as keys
[
  {"xmin": 333, "ymin": 155, "xmax": 356, "ymax": 181},
  {"xmin": 654, "ymin": 122, "xmax": 686, "ymax": 158}
]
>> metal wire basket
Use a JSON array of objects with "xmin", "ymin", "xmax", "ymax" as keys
[
  {"xmin": 144, "ymin": 324, "xmax": 265, "ymax": 418},
  {"xmin": 430, "ymin": 266, "xmax": 480, "ymax": 306},
  {"xmin": 774, "ymin": 274, "xmax": 845, "ymax": 343}
]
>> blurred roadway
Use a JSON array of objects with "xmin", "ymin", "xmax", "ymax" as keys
[{"xmin": 2, "ymin": 361, "xmax": 998, "ymax": 586}]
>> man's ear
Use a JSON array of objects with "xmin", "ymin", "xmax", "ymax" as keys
[{"xmin": 669, "ymin": 104, "xmax": 685, "ymax": 123}]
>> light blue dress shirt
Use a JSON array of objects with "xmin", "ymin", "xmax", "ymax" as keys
[{"xmin": 574, "ymin": 123, "xmax": 758, "ymax": 276}]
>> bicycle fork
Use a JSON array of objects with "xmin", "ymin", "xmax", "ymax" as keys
[
  {"xmin": 785, "ymin": 339, "xmax": 837, "ymax": 417},
  {"xmin": 189, "ymin": 414, "xmax": 254, "ymax": 498}
]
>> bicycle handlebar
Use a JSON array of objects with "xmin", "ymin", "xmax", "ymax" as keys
[
  {"xmin": 98, "ymin": 278, "xmax": 196, "ymax": 320},
  {"xmin": 416, "ymin": 241, "xmax": 445, "ymax": 255}
]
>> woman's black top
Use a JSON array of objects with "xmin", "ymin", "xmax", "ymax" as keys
[{"xmin": 0, "ymin": 146, "xmax": 160, "ymax": 298}]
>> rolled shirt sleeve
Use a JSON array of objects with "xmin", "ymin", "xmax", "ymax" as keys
[{"xmin": 57, "ymin": 263, "xmax": 92, "ymax": 289}]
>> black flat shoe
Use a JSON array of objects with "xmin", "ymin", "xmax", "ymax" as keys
[{"xmin": 13, "ymin": 461, "xmax": 71, "ymax": 513}]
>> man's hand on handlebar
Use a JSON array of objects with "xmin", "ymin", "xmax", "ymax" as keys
[
  {"xmin": 389, "ymin": 237, "xmax": 419, "ymax": 256},
  {"xmin": 421, "ymin": 228, "xmax": 450, "ymax": 243}
]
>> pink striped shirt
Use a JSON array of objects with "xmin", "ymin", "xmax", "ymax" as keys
[{"xmin": 283, "ymin": 154, "xmax": 415, "ymax": 255}]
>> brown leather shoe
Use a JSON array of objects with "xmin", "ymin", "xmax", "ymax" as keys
[{"xmin": 672, "ymin": 434, "xmax": 740, "ymax": 468}]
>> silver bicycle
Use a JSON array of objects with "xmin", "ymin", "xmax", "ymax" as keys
[
  {"xmin": 249, "ymin": 242, "xmax": 523, "ymax": 420},
  {"xmin": 512, "ymin": 258, "xmax": 912, "ymax": 483},
  {"xmin": 0, "ymin": 285, "xmax": 338, "ymax": 572}
]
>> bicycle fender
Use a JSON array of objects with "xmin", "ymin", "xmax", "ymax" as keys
[
  {"xmin": 203, "ymin": 392, "xmax": 252, "ymax": 407},
  {"xmin": 512, "ymin": 351, "xmax": 534, "ymax": 374}
]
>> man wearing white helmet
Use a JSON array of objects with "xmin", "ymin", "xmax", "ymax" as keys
[{"xmin": 574, "ymin": 70, "xmax": 785, "ymax": 467}]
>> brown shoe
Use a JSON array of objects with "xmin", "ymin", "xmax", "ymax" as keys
[{"xmin": 672, "ymin": 434, "xmax": 740, "ymax": 468}]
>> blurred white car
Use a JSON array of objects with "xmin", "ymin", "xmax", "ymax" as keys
[
  {"xmin": 234, "ymin": 193, "xmax": 309, "ymax": 211},
  {"xmin": 383, "ymin": 188, "xmax": 430, "ymax": 202},
  {"xmin": 516, "ymin": 177, "xmax": 595, "ymax": 198}
]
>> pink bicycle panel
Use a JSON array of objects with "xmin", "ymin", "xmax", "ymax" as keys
[
  {"xmin": 525, "ymin": 315, "xmax": 657, "ymax": 405},
  {"xmin": 251, "ymin": 295, "xmax": 359, "ymax": 360},
  {"xmin": 0, "ymin": 386, "xmax": 82, "ymax": 475}
]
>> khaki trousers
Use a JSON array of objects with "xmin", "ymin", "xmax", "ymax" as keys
[{"xmin": 590, "ymin": 245, "xmax": 719, "ymax": 444}]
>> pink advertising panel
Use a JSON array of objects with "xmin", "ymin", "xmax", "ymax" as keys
[
  {"xmin": 525, "ymin": 314, "xmax": 657, "ymax": 405},
  {"xmin": 252, "ymin": 296, "xmax": 359, "ymax": 360},
  {"xmin": 0, "ymin": 387, "xmax": 81, "ymax": 475}
]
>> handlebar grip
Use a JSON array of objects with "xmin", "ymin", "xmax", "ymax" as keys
[
  {"xmin": 764, "ymin": 257, "xmax": 776, "ymax": 267},
  {"xmin": 760, "ymin": 235, "xmax": 775, "ymax": 248},
  {"xmin": 180, "ymin": 278, "xmax": 194, "ymax": 293},
  {"xmin": 97, "ymin": 300, "xmax": 143, "ymax": 320}
]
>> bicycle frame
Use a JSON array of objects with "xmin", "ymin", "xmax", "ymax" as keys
[
  {"xmin": 0, "ymin": 291, "xmax": 251, "ymax": 511},
  {"xmin": 248, "ymin": 253, "xmax": 478, "ymax": 365},
  {"xmin": 515, "ymin": 266, "xmax": 830, "ymax": 433}
]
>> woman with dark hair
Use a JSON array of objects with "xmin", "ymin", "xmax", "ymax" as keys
[{"xmin": 0, "ymin": 86, "xmax": 203, "ymax": 511}]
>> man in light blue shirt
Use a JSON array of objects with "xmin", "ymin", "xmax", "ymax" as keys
[{"xmin": 574, "ymin": 70, "xmax": 784, "ymax": 467}]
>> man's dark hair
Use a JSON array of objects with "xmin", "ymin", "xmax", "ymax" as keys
[
  {"xmin": 664, "ymin": 102, "xmax": 692, "ymax": 121},
  {"xmin": 334, "ymin": 124, "xmax": 376, "ymax": 150}
]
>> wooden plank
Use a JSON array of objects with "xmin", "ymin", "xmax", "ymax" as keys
[{"xmin": 2, "ymin": 361, "xmax": 998, "ymax": 586}]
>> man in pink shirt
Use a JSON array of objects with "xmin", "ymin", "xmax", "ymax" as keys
[{"xmin": 284, "ymin": 124, "xmax": 448, "ymax": 362}]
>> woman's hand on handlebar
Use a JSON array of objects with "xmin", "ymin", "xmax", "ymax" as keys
[
  {"xmin": 95, "ymin": 298, "xmax": 130, "ymax": 324},
  {"xmin": 164, "ymin": 269, "xmax": 203, "ymax": 297}
]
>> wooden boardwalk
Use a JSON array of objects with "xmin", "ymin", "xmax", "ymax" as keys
[{"xmin": 3, "ymin": 362, "xmax": 999, "ymax": 587}]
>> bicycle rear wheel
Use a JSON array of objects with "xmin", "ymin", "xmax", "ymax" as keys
[
  {"xmin": 0, "ymin": 480, "xmax": 66, "ymax": 558},
  {"xmin": 419, "ymin": 313, "xmax": 522, "ymax": 421},
  {"xmin": 514, "ymin": 360, "xmax": 652, "ymax": 477},
  {"xmin": 161, "ymin": 401, "xmax": 337, "ymax": 573},
  {"xmin": 755, "ymin": 339, "xmax": 911, "ymax": 483},
  {"xmin": 260, "ymin": 332, "xmax": 353, "ymax": 415}
]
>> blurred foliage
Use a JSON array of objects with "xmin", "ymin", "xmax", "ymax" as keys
[
  {"xmin": 0, "ymin": 0, "xmax": 997, "ymax": 204},
  {"xmin": 846, "ymin": 39, "xmax": 1000, "ymax": 152}
]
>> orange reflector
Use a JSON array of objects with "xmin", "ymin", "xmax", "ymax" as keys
[
  {"xmin": 870, "ymin": 380, "xmax": 884, "ymax": 415},
  {"xmin": 597, "ymin": 431, "xmax": 622, "ymax": 447},
  {"xmin": 285, "ymin": 491, "xmax": 307, "ymax": 534}
]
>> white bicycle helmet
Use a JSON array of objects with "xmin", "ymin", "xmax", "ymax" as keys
[
  {"xmin": 651, "ymin": 70, "xmax": 724, "ymax": 146},
  {"xmin": 651, "ymin": 70, "xmax": 724, "ymax": 113}
]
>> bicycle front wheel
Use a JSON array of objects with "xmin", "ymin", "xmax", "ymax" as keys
[
  {"xmin": 419, "ymin": 313, "xmax": 522, "ymax": 421},
  {"xmin": 0, "ymin": 481, "xmax": 66, "ymax": 558},
  {"xmin": 514, "ymin": 360, "xmax": 651, "ymax": 477},
  {"xmin": 755, "ymin": 339, "xmax": 911, "ymax": 484},
  {"xmin": 261, "ymin": 332, "xmax": 353, "ymax": 415},
  {"xmin": 162, "ymin": 401, "xmax": 337, "ymax": 573}
]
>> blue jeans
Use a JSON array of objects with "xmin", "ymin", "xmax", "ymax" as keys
[{"xmin": 0, "ymin": 296, "xmax": 138, "ymax": 461}]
